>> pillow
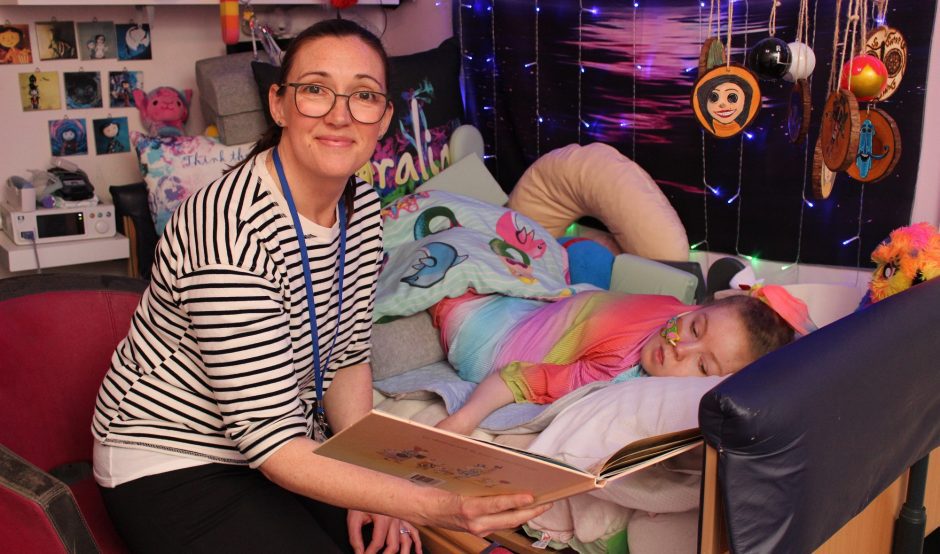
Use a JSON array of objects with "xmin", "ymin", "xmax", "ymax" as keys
[
  {"xmin": 508, "ymin": 142, "xmax": 690, "ymax": 262},
  {"xmin": 251, "ymin": 38, "xmax": 464, "ymax": 205},
  {"xmin": 131, "ymin": 132, "xmax": 252, "ymax": 234}
]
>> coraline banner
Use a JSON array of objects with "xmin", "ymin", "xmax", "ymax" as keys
[{"xmin": 456, "ymin": 0, "xmax": 936, "ymax": 268}]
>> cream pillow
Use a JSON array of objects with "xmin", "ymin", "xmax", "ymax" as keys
[{"xmin": 508, "ymin": 142, "xmax": 689, "ymax": 261}]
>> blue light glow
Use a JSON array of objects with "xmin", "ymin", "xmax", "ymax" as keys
[
  {"xmin": 804, "ymin": 199, "xmax": 814, "ymax": 208},
  {"xmin": 842, "ymin": 236, "xmax": 860, "ymax": 246},
  {"xmin": 726, "ymin": 192, "xmax": 739, "ymax": 204},
  {"xmin": 744, "ymin": 132, "xmax": 754, "ymax": 139}
]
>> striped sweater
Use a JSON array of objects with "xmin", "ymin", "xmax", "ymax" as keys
[{"xmin": 92, "ymin": 150, "xmax": 383, "ymax": 468}]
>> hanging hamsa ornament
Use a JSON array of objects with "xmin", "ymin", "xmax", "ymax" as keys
[
  {"xmin": 846, "ymin": 107, "xmax": 901, "ymax": 183},
  {"xmin": 865, "ymin": 26, "xmax": 907, "ymax": 101},
  {"xmin": 821, "ymin": 89, "xmax": 860, "ymax": 171},
  {"xmin": 692, "ymin": 64, "xmax": 761, "ymax": 139}
]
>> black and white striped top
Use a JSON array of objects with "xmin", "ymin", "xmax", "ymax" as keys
[{"xmin": 92, "ymin": 150, "xmax": 383, "ymax": 468}]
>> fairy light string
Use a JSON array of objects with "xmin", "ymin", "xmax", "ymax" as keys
[
  {"xmin": 577, "ymin": 0, "xmax": 583, "ymax": 144},
  {"xmin": 489, "ymin": 0, "xmax": 499, "ymax": 174}
]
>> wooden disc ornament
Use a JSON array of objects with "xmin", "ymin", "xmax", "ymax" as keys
[
  {"xmin": 812, "ymin": 135, "xmax": 837, "ymax": 199},
  {"xmin": 820, "ymin": 89, "xmax": 860, "ymax": 172},
  {"xmin": 698, "ymin": 37, "xmax": 726, "ymax": 76},
  {"xmin": 692, "ymin": 64, "xmax": 761, "ymax": 139},
  {"xmin": 865, "ymin": 26, "xmax": 907, "ymax": 101},
  {"xmin": 846, "ymin": 107, "xmax": 901, "ymax": 183},
  {"xmin": 787, "ymin": 78, "xmax": 811, "ymax": 144}
]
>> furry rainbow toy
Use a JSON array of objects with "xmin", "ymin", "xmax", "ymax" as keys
[{"xmin": 860, "ymin": 222, "xmax": 940, "ymax": 307}]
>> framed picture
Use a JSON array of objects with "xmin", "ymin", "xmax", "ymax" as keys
[
  {"xmin": 0, "ymin": 24, "xmax": 33, "ymax": 64},
  {"xmin": 19, "ymin": 71, "xmax": 61, "ymax": 111},
  {"xmin": 116, "ymin": 23, "xmax": 151, "ymax": 60},
  {"xmin": 64, "ymin": 71, "xmax": 103, "ymax": 109},
  {"xmin": 77, "ymin": 21, "xmax": 117, "ymax": 60},
  {"xmin": 36, "ymin": 21, "xmax": 78, "ymax": 60},
  {"xmin": 108, "ymin": 70, "xmax": 144, "ymax": 108},
  {"xmin": 93, "ymin": 116, "xmax": 130, "ymax": 155},
  {"xmin": 49, "ymin": 118, "xmax": 88, "ymax": 157}
]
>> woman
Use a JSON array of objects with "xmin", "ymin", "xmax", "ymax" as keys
[{"xmin": 92, "ymin": 19, "xmax": 548, "ymax": 554}]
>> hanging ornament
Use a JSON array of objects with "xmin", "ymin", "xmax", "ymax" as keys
[
  {"xmin": 846, "ymin": 107, "xmax": 901, "ymax": 183},
  {"xmin": 747, "ymin": 38, "xmax": 792, "ymax": 81},
  {"xmin": 787, "ymin": 79, "xmax": 811, "ymax": 144},
  {"xmin": 812, "ymin": 135, "xmax": 837, "ymax": 199},
  {"xmin": 784, "ymin": 42, "xmax": 816, "ymax": 82},
  {"xmin": 821, "ymin": 89, "xmax": 860, "ymax": 171},
  {"xmin": 699, "ymin": 2, "xmax": 725, "ymax": 76},
  {"xmin": 839, "ymin": 54, "xmax": 888, "ymax": 101},
  {"xmin": 692, "ymin": 0, "xmax": 761, "ymax": 139},
  {"xmin": 865, "ymin": 25, "xmax": 907, "ymax": 101},
  {"xmin": 746, "ymin": 1, "xmax": 791, "ymax": 81},
  {"xmin": 694, "ymin": 65, "xmax": 762, "ymax": 139},
  {"xmin": 698, "ymin": 37, "xmax": 726, "ymax": 76}
]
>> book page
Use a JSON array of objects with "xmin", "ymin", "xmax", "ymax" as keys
[{"xmin": 315, "ymin": 410, "xmax": 598, "ymax": 503}]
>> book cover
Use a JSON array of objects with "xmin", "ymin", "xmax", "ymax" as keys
[{"xmin": 315, "ymin": 410, "xmax": 701, "ymax": 504}]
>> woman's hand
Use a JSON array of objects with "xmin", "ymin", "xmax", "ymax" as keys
[
  {"xmin": 426, "ymin": 492, "xmax": 552, "ymax": 537},
  {"xmin": 347, "ymin": 510, "xmax": 422, "ymax": 554}
]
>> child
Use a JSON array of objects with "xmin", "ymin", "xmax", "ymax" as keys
[{"xmin": 435, "ymin": 285, "xmax": 814, "ymax": 435}]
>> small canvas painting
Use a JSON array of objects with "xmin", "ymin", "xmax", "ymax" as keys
[
  {"xmin": 36, "ymin": 21, "xmax": 78, "ymax": 60},
  {"xmin": 116, "ymin": 23, "xmax": 151, "ymax": 60},
  {"xmin": 0, "ymin": 24, "xmax": 33, "ymax": 64},
  {"xmin": 65, "ymin": 71, "xmax": 103, "ymax": 109},
  {"xmin": 77, "ymin": 21, "xmax": 117, "ymax": 60},
  {"xmin": 108, "ymin": 70, "xmax": 144, "ymax": 108},
  {"xmin": 19, "ymin": 71, "xmax": 61, "ymax": 111},
  {"xmin": 49, "ymin": 118, "xmax": 88, "ymax": 157},
  {"xmin": 93, "ymin": 116, "xmax": 130, "ymax": 155}
]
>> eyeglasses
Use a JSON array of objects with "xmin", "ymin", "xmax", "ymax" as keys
[{"xmin": 282, "ymin": 83, "xmax": 390, "ymax": 124}]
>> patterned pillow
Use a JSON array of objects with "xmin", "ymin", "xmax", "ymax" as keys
[{"xmin": 131, "ymin": 132, "xmax": 252, "ymax": 234}]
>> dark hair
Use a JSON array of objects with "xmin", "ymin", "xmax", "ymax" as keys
[
  {"xmin": 696, "ymin": 73, "xmax": 754, "ymax": 131},
  {"xmin": 707, "ymin": 294, "xmax": 796, "ymax": 361},
  {"xmin": 233, "ymin": 19, "xmax": 389, "ymax": 224}
]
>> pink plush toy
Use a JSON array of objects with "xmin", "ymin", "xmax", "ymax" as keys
[{"xmin": 133, "ymin": 86, "xmax": 193, "ymax": 137}]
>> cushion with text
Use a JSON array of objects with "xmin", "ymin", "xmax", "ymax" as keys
[{"xmin": 131, "ymin": 132, "xmax": 252, "ymax": 235}]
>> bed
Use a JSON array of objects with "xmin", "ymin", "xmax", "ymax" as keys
[{"xmin": 105, "ymin": 47, "xmax": 939, "ymax": 552}]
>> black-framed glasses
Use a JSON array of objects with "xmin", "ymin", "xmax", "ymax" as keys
[{"xmin": 282, "ymin": 83, "xmax": 390, "ymax": 124}]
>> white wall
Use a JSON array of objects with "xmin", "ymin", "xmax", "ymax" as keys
[{"xmin": 0, "ymin": 0, "xmax": 451, "ymax": 200}]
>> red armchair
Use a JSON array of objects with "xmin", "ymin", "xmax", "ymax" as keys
[{"xmin": 0, "ymin": 274, "xmax": 147, "ymax": 553}]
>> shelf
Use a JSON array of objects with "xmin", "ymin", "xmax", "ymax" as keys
[{"xmin": 0, "ymin": 232, "xmax": 129, "ymax": 273}]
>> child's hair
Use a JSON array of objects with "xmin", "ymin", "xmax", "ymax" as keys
[{"xmin": 707, "ymin": 294, "xmax": 796, "ymax": 360}]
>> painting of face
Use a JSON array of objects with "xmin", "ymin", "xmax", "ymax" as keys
[
  {"xmin": 691, "ymin": 64, "xmax": 761, "ymax": 139},
  {"xmin": 706, "ymin": 82, "xmax": 745, "ymax": 124}
]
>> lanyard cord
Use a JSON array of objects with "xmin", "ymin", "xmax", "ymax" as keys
[{"xmin": 272, "ymin": 147, "xmax": 347, "ymax": 415}]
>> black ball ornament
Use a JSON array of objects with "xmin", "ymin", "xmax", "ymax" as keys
[{"xmin": 746, "ymin": 37, "xmax": 792, "ymax": 81}]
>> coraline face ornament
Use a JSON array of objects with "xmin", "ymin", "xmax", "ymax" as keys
[{"xmin": 692, "ymin": 64, "xmax": 761, "ymax": 139}]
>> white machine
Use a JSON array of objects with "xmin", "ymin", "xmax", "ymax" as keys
[{"xmin": 1, "ymin": 203, "xmax": 116, "ymax": 246}]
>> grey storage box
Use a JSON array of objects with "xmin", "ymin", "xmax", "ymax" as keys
[{"xmin": 195, "ymin": 51, "xmax": 272, "ymax": 145}]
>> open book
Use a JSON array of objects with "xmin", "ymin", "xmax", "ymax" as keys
[{"xmin": 315, "ymin": 410, "xmax": 702, "ymax": 504}]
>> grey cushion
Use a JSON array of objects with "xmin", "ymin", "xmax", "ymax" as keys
[{"xmin": 370, "ymin": 311, "xmax": 444, "ymax": 380}]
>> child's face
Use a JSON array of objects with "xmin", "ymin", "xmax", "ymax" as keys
[
  {"xmin": 0, "ymin": 30, "xmax": 20, "ymax": 48},
  {"xmin": 706, "ymin": 82, "xmax": 745, "ymax": 124},
  {"xmin": 62, "ymin": 130, "xmax": 76, "ymax": 141},
  {"xmin": 639, "ymin": 303, "xmax": 754, "ymax": 378}
]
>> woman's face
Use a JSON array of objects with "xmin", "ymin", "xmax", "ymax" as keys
[
  {"xmin": 706, "ymin": 82, "xmax": 745, "ymax": 124},
  {"xmin": 271, "ymin": 35, "xmax": 392, "ymax": 185},
  {"xmin": 639, "ymin": 303, "xmax": 754, "ymax": 378},
  {"xmin": 103, "ymin": 123, "xmax": 119, "ymax": 138}
]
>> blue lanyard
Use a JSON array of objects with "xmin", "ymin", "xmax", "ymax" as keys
[{"xmin": 272, "ymin": 147, "xmax": 347, "ymax": 416}]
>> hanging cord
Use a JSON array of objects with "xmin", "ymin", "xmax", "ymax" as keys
[
  {"xmin": 632, "ymin": 3, "xmax": 638, "ymax": 160},
  {"xmin": 828, "ymin": 0, "xmax": 844, "ymax": 92},
  {"xmin": 489, "ymin": 1, "xmax": 499, "ymax": 175},
  {"xmin": 768, "ymin": 0, "xmax": 779, "ymax": 36},
  {"xmin": 534, "ymin": 0, "xmax": 540, "ymax": 158},
  {"xmin": 732, "ymin": 0, "xmax": 749, "ymax": 258},
  {"xmin": 725, "ymin": 0, "xmax": 734, "ymax": 67},
  {"xmin": 577, "ymin": 0, "xmax": 583, "ymax": 144},
  {"xmin": 794, "ymin": 0, "xmax": 821, "ymax": 275}
]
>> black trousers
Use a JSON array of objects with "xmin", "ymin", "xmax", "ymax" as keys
[{"xmin": 100, "ymin": 463, "xmax": 366, "ymax": 553}]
